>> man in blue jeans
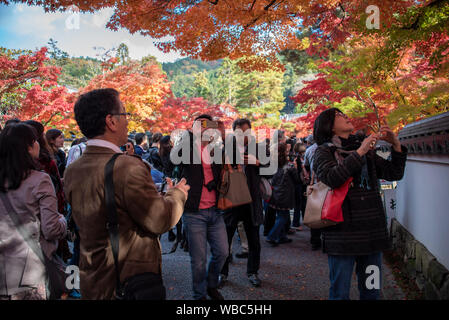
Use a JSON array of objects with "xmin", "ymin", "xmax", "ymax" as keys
[
  {"xmin": 178, "ymin": 114, "xmax": 228, "ymax": 300},
  {"xmin": 266, "ymin": 209, "xmax": 291, "ymax": 245}
]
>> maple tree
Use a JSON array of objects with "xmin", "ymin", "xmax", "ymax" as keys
[
  {"xmin": 0, "ymin": 47, "xmax": 74, "ymax": 130},
  {"xmin": 291, "ymin": 33, "xmax": 449, "ymax": 133},
  {"xmin": 149, "ymin": 96, "xmax": 237, "ymax": 133},
  {"xmin": 2, "ymin": 0, "xmax": 448, "ymax": 135},
  {"xmin": 5, "ymin": 1, "xmax": 445, "ymax": 67},
  {"xmin": 78, "ymin": 60, "xmax": 172, "ymax": 132}
]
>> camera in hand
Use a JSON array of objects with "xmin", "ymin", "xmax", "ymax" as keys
[
  {"xmin": 160, "ymin": 178, "xmax": 178, "ymax": 194},
  {"xmin": 205, "ymin": 180, "xmax": 216, "ymax": 192}
]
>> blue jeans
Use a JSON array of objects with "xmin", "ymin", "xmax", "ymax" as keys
[
  {"xmin": 328, "ymin": 252, "xmax": 382, "ymax": 300},
  {"xmin": 266, "ymin": 209, "xmax": 290, "ymax": 243},
  {"xmin": 183, "ymin": 207, "xmax": 229, "ymax": 300},
  {"xmin": 68, "ymin": 229, "xmax": 80, "ymax": 266}
]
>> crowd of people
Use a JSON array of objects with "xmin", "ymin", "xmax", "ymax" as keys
[{"xmin": 0, "ymin": 88, "xmax": 407, "ymax": 301}]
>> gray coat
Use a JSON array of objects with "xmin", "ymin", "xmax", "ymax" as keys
[{"xmin": 0, "ymin": 170, "xmax": 66, "ymax": 296}]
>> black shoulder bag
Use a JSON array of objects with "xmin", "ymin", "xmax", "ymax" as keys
[{"xmin": 104, "ymin": 153, "xmax": 166, "ymax": 300}]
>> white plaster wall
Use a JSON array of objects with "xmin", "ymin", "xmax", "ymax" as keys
[
  {"xmin": 396, "ymin": 155, "xmax": 449, "ymax": 270},
  {"xmin": 382, "ymin": 188, "xmax": 396, "ymax": 231}
]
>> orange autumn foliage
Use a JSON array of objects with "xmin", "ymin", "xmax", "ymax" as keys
[
  {"xmin": 149, "ymin": 96, "xmax": 237, "ymax": 134},
  {"xmin": 78, "ymin": 61, "xmax": 172, "ymax": 132},
  {"xmin": 4, "ymin": 0, "xmax": 430, "ymax": 70}
]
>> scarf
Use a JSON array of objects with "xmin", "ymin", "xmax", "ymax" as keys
[{"xmin": 331, "ymin": 135, "xmax": 372, "ymax": 190}]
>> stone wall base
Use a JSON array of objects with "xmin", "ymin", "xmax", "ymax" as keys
[{"xmin": 390, "ymin": 218, "xmax": 449, "ymax": 300}]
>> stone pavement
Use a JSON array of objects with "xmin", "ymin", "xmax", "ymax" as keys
[{"xmin": 161, "ymin": 224, "xmax": 406, "ymax": 300}]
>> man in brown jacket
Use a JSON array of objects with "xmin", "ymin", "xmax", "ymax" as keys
[{"xmin": 64, "ymin": 88, "xmax": 189, "ymax": 299}]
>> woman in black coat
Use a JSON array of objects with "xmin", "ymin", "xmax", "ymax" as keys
[{"xmin": 312, "ymin": 108, "xmax": 407, "ymax": 300}]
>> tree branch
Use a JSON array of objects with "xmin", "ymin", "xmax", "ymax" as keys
[
  {"xmin": 249, "ymin": 0, "xmax": 257, "ymax": 11},
  {"xmin": 401, "ymin": 0, "xmax": 445, "ymax": 30},
  {"xmin": 243, "ymin": 0, "xmax": 280, "ymax": 29},
  {"xmin": 244, "ymin": 16, "xmax": 262, "ymax": 29},
  {"xmin": 366, "ymin": 93, "xmax": 381, "ymax": 130},
  {"xmin": 264, "ymin": 0, "xmax": 277, "ymax": 11},
  {"xmin": 42, "ymin": 112, "xmax": 59, "ymax": 127},
  {"xmin": 355, "ymin": 90, "xmax": 381, "ymax": 130}
]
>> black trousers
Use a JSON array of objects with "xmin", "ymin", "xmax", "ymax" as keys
[
  {"xmin": 221, "ymin": 204, "xmax": 261, "ymax": 276},
  {"xmin": 263, "ymin": 206, "xmax": 276, "ymax": 236},
  {"xmin": 310, "ymin": 228, "xmax": 322, "ymax": 246},
  {"xmin": 300, "ymin": 183, "xmax": 307, "ymax": 218}
]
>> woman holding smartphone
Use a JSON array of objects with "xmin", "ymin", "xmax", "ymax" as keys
[{"xmin": 312, "ymin": 108, "xmax": 407, "ymax": 300}]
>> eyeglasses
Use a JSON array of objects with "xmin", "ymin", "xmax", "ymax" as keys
[{"xmin": 110, "ymin": 112, "xmax": 132, "ymax": 118}]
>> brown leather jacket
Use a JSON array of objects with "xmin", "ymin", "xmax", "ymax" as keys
[{"xmin": 64, "ymin": 146, "xmax": 186, "ymax": 299}]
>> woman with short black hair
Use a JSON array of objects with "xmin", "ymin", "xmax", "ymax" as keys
[
  {"xmin": 312, "ymin": 108, "xmax": 407, "ymax": 300},
  {"xmin": 0, "ymin": 123, "xmax": 66, "ymax": 300}
]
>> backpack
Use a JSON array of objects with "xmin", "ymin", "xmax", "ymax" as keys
[{"xmin": 143, "ymin": 147, "xmax": 158, "ymax": 164}]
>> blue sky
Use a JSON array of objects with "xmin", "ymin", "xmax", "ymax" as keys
[{"xmin": 0, "ymin": 3, "xmax": 184, "ymax": 62}]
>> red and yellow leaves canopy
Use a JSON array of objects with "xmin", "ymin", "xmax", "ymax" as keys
[
  {"xmin": 0, "ymin": 47, "xmax": 74, "ymax": 130},
  {"xmin": 78, "ymin": 61, "xmax": 172, "ymax": 132},
  {"xmin": 4, "ymin": 0, "xmax": 439, "ymax": 68}
]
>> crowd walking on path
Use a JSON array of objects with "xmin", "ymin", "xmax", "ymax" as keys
[{"xmin": 0, "ymin": 88, "xmax": 407, "ymax": 300}]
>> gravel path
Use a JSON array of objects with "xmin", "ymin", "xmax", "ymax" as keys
[{"xmin": 161, "ymin": 224, "xmax": 405, "ymax": 300}]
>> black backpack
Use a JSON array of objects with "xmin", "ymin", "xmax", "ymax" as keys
[{"xmin": 143, "ymin": 147, "xmax": 157, "ymax": 163}]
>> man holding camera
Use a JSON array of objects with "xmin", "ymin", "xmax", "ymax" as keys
[
  {"xmin": 177, "ymin": 114, "xmax": 228, "ymax": 300},
  {"xmin": 64, "ymin": 88, "xmax": 189, "ymax": 299}
]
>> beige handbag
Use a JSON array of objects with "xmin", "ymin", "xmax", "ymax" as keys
[
  {"xmin": 303, "ymin": 178, "xmax": 338, "ymax": 229},
  {"xmin": 217, "ymin": 164, "xmax": 253, "ymax": 210},
  {"xmin": 303, "ymin": 172, "xmax": 352, "ymax": 229}
]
